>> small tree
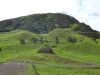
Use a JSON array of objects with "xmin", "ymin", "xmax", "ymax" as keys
[
  {"xmin": 20, "ymin": 39, "xmax": 25, "ymax": 44},
  {"xmin": 55, "ymin": 36, "xmax": 59, "ymax": 44}
]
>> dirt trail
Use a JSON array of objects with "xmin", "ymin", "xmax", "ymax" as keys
[
  {"xmin": 31, "ymin": 62, "xmax": 100, "ymax": 68},
  {"xmin": 0, "ymin": 62, "xmax": 28, "ymax": 75},
  {"xmin": 0, "ymin": 61, "xmax": 100, "ymax": 75}
]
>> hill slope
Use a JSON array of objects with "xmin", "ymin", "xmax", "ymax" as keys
[
  {"xmin": 0, "ymin": 13, "xmax": 97, "ymax": 34},
  {"xmin": 0, "ymin": 21, "xmax": 100, "ymax": 74},
  {"xmin": 0, "ymin": 26, "xmax": 100, "ymax": 64}
]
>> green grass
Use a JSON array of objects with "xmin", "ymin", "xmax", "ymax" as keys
[
  {"xmin": 0, "ymin": 26, "xmax": 100, "ymax": 74},
  {"xmin": 0, "ymin": 28, "xmax": 100, "ymax": 61},
  {"xmin": 26, "ymin": 64, "xmax": 36, "ymax": 75},
  {"xmin": 35, "ymin": 64, "xmax": 100, "ymax": 75}
]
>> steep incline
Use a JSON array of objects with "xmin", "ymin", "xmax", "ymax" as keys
[
  {"xmin": 0, "ymin": 13, "xmax": 99, "ymax": 38},
  {"xmin": 0, "ymin": 13, "xmax": 79, "ymax": 33}
]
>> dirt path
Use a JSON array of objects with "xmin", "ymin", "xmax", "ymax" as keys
[
  {"xmin": 0, "ymin": 61, "xmax": 100, "ymax": 75},
  {"xmin": 31, "ymin": 62, "xmax": 100, "ymax": 68},
  {"xmin": 0, "ymin": 62, "xmax": 28, "ymax": 75}
]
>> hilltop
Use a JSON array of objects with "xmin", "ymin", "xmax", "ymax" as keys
[
  {"xmin": 0, "ymin": 13, "xmax": 97, "ymax": 33},
  {"xmin": 0, "ymin": 13, "xmax": 78, "ymax": 33},
  {"xmin": 0, "ymin": 13, "xmax": 99, "ymax": 40}
]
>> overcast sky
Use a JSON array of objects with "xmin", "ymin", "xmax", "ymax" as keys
[{"xmin": 0, "ymin": 0, "xmax": 100, "ymax": 31}]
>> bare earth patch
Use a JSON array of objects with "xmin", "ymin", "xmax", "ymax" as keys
[{"xmin": 0, "ymin": 62, "xmax": 28, "ymax": 75}]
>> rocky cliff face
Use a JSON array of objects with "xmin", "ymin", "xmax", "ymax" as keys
[
  {"xmin": 74, "ymin": 23, "xmax": 97, "ymax": 32},
  {"xmin": 0, "ymin": 13, "xmax": 98, "ymax": 35},
  {"xmin": 74, "ymin": 23, "xmax": 99, "ymax": 39},
  {"xmin": 0, "ymin": 13, "xmax": 79, "ymax": 33}
]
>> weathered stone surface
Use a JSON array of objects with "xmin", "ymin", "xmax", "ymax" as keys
[
  {"xmin": 0, "ymin": 13, "xmax": 99, "ymax": 39},
  {"xmin": 0, "ymin": 13, "xmax": 79, "ymax": 33},
  {"xmin": 37, "ymin": 47, "xmax": 53, "ymax": 54}
]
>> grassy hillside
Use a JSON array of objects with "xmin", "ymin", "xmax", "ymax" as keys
[
  {"xmin": 0, "ymin": 25, "xmax": 100, "ymax": 75},
  {"xmin": 0, "ymin": 26, "xmax": 100, "ymax": 63}
]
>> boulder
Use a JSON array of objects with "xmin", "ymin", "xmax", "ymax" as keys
[{"xmin": 37, "ymin": 47, "xmax": 53, "ymax": 54}]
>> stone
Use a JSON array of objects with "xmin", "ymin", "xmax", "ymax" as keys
[{"xmin": 37, "ymin": 47, "xmax": 53, "ymax": 54}]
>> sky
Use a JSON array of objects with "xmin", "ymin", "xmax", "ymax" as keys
[{"xmin": 0, "ymin": 0, "xmax": 100, "ymax": 31}]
